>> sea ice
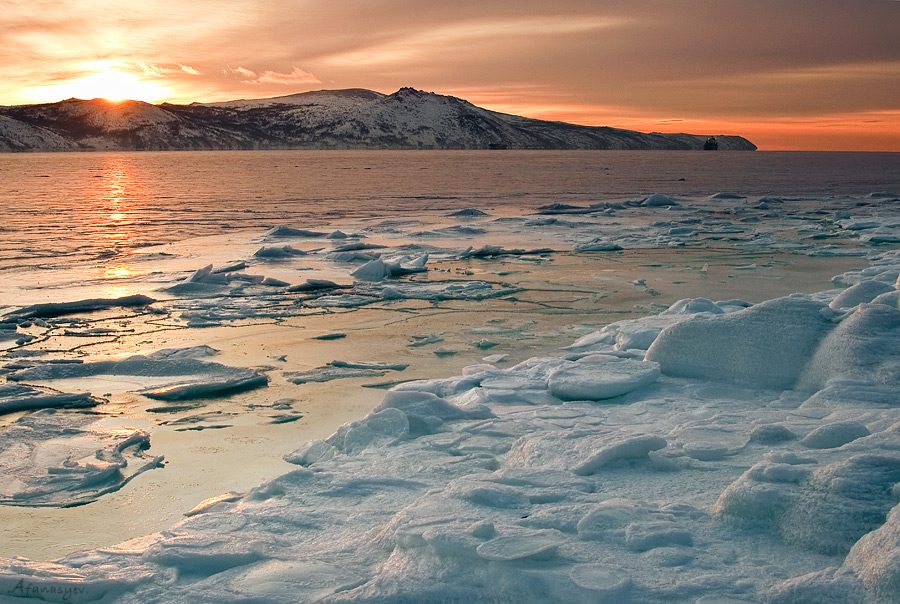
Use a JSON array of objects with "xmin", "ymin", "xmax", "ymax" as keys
[
  {"xmin": 8, "ymin": 355, "xmax": 269, "ymax": 401},
  {"xmin": 264, "ymin": 226, "xmax": 328, "ymax": 238},
  {"xmin": 284, "ymin": 361, "xmax": 406, "ymax": 385},
  {"xmin": 0, "ymin": 410, "xmax": 162, "ymax": 507},
  {"xmin": 9, "ymin": 191, "xmax": 900, "ymax": 603},
  {"xmin": 253, "ymin": 245, "xmax": 307, "ymax": 259},
  {"xmin": 645, "ymin": 296, "xmax": 839, "ymax": 389},
  {"xmin": 3, "ymin": 295, "xmax": 156, "ymax": 320},
  {"xmin": 0, "ymin": 383, "xmax": 97, "ymax": 414},
  {"xmin": 546, "ymin": 355, "xmax": 660, "ymax": 401}
]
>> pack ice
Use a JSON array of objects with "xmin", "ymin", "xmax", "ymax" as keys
[
  {"xmin": 7, "ymin": 194, "xmax": 900, "ymax": 603},
  {"xmin": 4, "ymin": 251, "xmax": 900, "ymax": 603}
]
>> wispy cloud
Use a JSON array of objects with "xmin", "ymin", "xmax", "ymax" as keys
[
  {"xmin": 254, "ymin": 67, "xmax": 320, "ymax": 85},
  {"xmin": 323, "ymin": 15, "xmax": 629, "ymax": 67}
]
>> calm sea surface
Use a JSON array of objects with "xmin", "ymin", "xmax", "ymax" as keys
[{"xmin": 0, "ymin": 150, "xmax": 897, "ymax": 271}]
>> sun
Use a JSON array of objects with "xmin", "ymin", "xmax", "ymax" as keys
[{"xmin": 28, "ymin": 69, "xmax": 172, "ymax": 104}]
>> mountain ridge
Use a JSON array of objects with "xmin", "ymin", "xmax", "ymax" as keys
[{"xmin": 0, "ymin": 87, "xmax": 757, "ymax": 152}]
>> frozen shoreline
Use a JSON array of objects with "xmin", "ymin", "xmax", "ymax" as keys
[{"xmin": 2, "ymin": 188, "xmax": 900, "ymax": 602}]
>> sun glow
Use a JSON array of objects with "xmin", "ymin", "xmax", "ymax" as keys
[{"xmin": 29, "ymin": 69, "xmax": 172, "ymax": 104}]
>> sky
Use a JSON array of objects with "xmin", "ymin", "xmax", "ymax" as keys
[{"xmin": 1, "ymin": 0, "xmax": 898, "ymax": 151}]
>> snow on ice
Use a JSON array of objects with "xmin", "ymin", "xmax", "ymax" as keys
[
  {"xmin": 0, "ymin": 410, "xmax": 162, "ymax": 507},
  {"xmin": 4, "ymin": 262, "xmax": 900, "ymax": 601},
  {"xmin": 6, "ymin": 192, "xmax": 900, "ymax": 602}
]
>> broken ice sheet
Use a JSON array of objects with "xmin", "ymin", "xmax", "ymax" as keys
[
  {"xmin": 0, "ymin": 383, "xmax": 98, "ymax": 414},
  {"xmin": 0, "ymin": 409, "xmax": 162, "ymax": 507},
  {"xmin": 285, "ymin": 360, "xmax": 407, "ymax": 385},
  {"xmin": 7, "ymin": 355, "xmax": 269, "ymax": 401}
]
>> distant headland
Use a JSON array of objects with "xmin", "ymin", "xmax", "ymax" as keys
[{"xmin": 0, "ymin": 87, "xmax": 756, "ymax": 152}]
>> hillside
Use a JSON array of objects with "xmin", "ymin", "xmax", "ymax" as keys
[{"xmin": 0, "ymin": 88, "xmax": 756, "ymax": 152}]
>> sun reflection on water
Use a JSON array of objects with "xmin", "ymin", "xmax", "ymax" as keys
[
  {"xmin": 94, "ymin": 157, "xmax": 145, "ymax": 295},
  {"xmin": 100, "ymin": 158, "xmax": 135, "ymax": 250},
  {"xmin": 102, "ymin": 284, "xmax": 135, "ymax": 299}
]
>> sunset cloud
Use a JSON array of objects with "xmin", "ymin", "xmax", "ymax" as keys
[
  {"xmin": 251, "ymin": 67, "xmax": 320, "ymax": 85},
  {"xmin": 0, "ymin": 0, "xmax": 898, "ymax": 149}
]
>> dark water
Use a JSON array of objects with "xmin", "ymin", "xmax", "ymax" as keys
[{"xmin": 0, "ymin": 150, "xmax": 897, "ymax": 270}]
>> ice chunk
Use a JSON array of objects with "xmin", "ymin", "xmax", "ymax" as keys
[
  {"xmin": 844, "ymin": 503, "xmax": 900, "ymax": 603},
  {"xmin": 576, "ymin": 499, "xmax": 652, "ymax": 540},
  {"xmin": 212, "ymin": 261, "xmax": 247, "ymax": 273},
  {"xmin": 507, "ymin": 429, "xmax": 667, "ymax": 475},
  {"xmin": 379, "ymin": 389, "xmax": 492, "ymax": 435},
  {"xmin": 871, "ymin": 290, "xmax": 900, "ymax": 306},
  {"xmin": 187, "ymin": 264, "xmax": 214, "ymax": 282},
  {"xmin": 287, "ymin": 279, "xmax": 346, "ymax": 292},
  {"xmin": 351, "ymin": 258, "xmax": 389, "ymax": 281},
  {"xmin": 829, "ymin": 280, "xmax": 895, "ymax": 309},
  {"xmin": 309, "ymin": 294, "xmax": 379, "ymax": 307},
  {"xmin": 642, "ymin": 193, "xmax": 679, "ymax": 206},
  {"xmin": 573, "ymin": 238, "xmax": 623, "ymax": 252},
  {"xmin": 715, "ymin": 454, "xmax": 900, "ymax": 555},
  {"xmin": 460, "ymin": 245, "xmax": 525, "ymax": 258},
  {"xmin": 572, "ymin": 433, "xmax": 667, "ymax": 475},
  {"xmin": 139, "ymin": 372, "xmax": 268, "ymax": 401},
  {"xmin": 260, "ymin": 276, "xmax": 290, "ymax": 287},
  {"xmin": 148, "ymin": 345, "xmax": 219, "ymax": 360},
  {"xmin": 646, "ymin": 296, "xmax": 837, "ymax": 390},
  {"xmin": 329, "ymin": 250, "xmax": 379, "ymax": 263},
  {"xmin": 799, "ymin": 303, "xmax": 900, "ymax": 391},
  {"xmin": 472, "ymin": 339, "xmax": 498, "ymax": 350},
  {"xmin": 253, "ymin": 245, "xmax": 306, "ymax": 258},
  {"xmin": 4, "ymin": 294, "xmax": 156, "ymax": 320},
  {"xmin": 143, "ymin": 534, "xmax": 266, "ymax": 575},
  {"xmin": 475, "ymin": 529, "xmax": 565, "ymax": 561},
  {"xmin": 284, "ymin": 366, "xmax": 388, "ymax": 384},
  {"xmin": 768, "ymin": 568, "xmax": 865, "ymax": 604},
  {"xmin": 567, "ymin": 298, "xmax": 736, "ymax": 354},
  {"xmin": 329, "ymin": 360, "xmax": 409, "ymax": 371},
  {"xmin": 749, "ymin": 424, "xmax": 797, "ymax": 444},
  {"xmin": 624, "ymin": 520, "xmax": 693, "ymax": 551},
  {"xmin": 448, "ymin": 208, "xmax": 489, "ymax": 217},
  {"xmin": 264, "ymin": 225, "xmax": 327, "ymax": 238},
  {"xmin": 535, "ymin": 202, "xmax": 592, "ymax": 214},
  {"xmin": 0, "ymin": 410, "xmax": 162, "ymax": 507},
  {"xmin": 325, "ymin": 407, "xmax": 410, "ymax": 454},
  {"xmin": 408, "ymin": 334, "xmax": 442, "ymax": 347},
  {"xmin": 800, "ymin": 422, "xmax": 870, "ymax": 449},
  {"xmin": 568, "ymin": 565, "xmax": 632, "ymax": 596},
  {"xmin": 225, "ymin": 559, "xmax": 364, "ymax": 601},
  {"xmin": 546, "ymin": 355, "xmax": 660, "ymax": 401},
  {"xmin": 0, "ymin": 383, "xmax": 97, "ymax": 414},
  {"xmin": 782, "ymin": 455, "xmax": 900, "ymax": 554},
  {"xmin": 162, "ymin": 265, "xmax": 229, "ymax": 294},
  {"xmin": 385, "ymin": 253, "xmax": 429, "ymax": 276},
  {"xmin": 8, "ymin": 356, "xmax": 269, "ymax": 401},
  {"xmin": 312, "ymin": 332, "xmax": 346, "ymax": 340}
]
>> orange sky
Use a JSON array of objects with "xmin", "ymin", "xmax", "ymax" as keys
[{"xmin": 1, "ymin": 0, "xmax": 899, "ymax": 151}]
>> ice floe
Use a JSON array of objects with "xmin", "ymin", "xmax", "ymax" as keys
[
  {"xmin": 0, "ymin": 383, "xmax": 97, "ymax": 414},
  {"xmin": 7, "ymin": 355, "xmax": 269, "ymax": 401},
  {"xmin": 0, "ymin": 410, "xmax": 162, "ymax": 507},
  {"xmin": 2, "ymin": 295, "xmax": 156, "ymax": 321}
]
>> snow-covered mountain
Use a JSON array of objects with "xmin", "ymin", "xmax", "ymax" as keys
[{"xmin": 0, "ymin": 88, "xmax": 757, "ymax": 152}]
